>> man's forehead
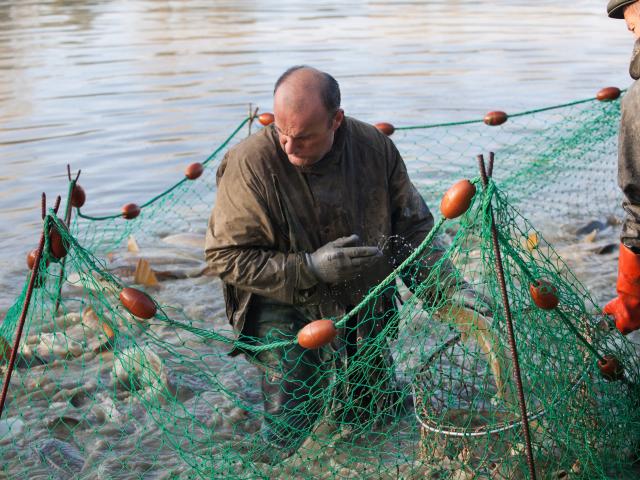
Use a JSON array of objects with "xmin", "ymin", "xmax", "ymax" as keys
[
  {"xmin": 274, "ymin": 96, "xmax": 328, "ymax": 133},
  {"xmin": 273, "ymin": 110, "xmax": 326, "ymax": 138}
]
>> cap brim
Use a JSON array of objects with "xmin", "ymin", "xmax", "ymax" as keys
[{"xmin": 608, "ymin": 0, "xmax": 637, "ymax": 19}]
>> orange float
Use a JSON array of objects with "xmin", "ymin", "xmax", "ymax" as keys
[
  {"xmin": 596, "ymin": 86, "xmax": 621, "ymax": 102},
  {"xmin": 529, "ymin": 279, "xmax": 559, "ymax": 310},
  {"xmin": 122, "ymin": 203, "xmax": 141, "ymax": 220},
  {"xmin": 71, "ymin": 184, "xmax": 86, "ymax": 208},
  {"xmin": 119, "ymin": 287, "xmax": 157, "ymax": 319},
  {"xmin": 27, "ymin": 249, "xmax": 41, "ymax": 270},
  {"xmin": 49, "ymin": 220, "xmax": 69, "ymax": 260},
  {"xmin": 483, "ymin": 111, "xmax": 508, "ymax": 126},
  {"xmin": 185, "ymin": 162, "xmax": 204, "ymax": 180},
  {"xmin": 374, "ymin": 122, "xmax": 395, "ymax": 136},
  {"xmin": 298, "ymin": 319, "xmax": 337, "ymax": 349},
  {"xmin": 440, "ymin": 180, "xmax": 476, "ymax": 219},
  {"xmin": 597, "ymin": 354, "xmax": 624, "ymax": 381},
  {"xmin": 258, "ymin": 113, "xmax": 274, "ymax": 126}
]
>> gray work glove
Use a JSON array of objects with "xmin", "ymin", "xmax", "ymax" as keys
[{"xmin": 304, "ymin": 234, "xmax": 382, "ymax": 284}]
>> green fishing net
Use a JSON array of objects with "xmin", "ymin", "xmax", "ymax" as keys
[{"xmin": 0, "ymin": 91, "xmax": 638, "ymax": 479}]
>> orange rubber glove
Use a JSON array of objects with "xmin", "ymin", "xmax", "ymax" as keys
[{"xmin": 604, "ymin": 243, "xmax": 640, "ymax": 335}]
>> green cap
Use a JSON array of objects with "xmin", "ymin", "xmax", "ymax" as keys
[{"xmin": 608, "ymin": 0, "xmax": 638, "ymax": 18}]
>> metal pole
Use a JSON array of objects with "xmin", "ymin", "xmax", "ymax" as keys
[
  {"xmin": 478, "ymin": 153, "xmax": 537, "ymax": 480},
  {"xmin": 0, "ymin": 194, "xmax": 48, "ymax": 419}
]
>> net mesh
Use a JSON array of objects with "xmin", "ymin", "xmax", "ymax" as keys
[{"xmin": 1, "ymin": 92, "xmax": 639, "ymax": 479}]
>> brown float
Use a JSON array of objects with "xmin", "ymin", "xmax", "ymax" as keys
[
  {"xmin": 298, "ymin": 319, "xmax": 337, "ymax": 349},
  {"xmin": 597, "ymin": 354, "xmax": 624, "ymax": 381},
  {"xmin": 596, "ymin": 86, "xmax": 621, "ymax": 102},
  {"xmin": 258, "ymin": 112, "xmax": 274, "ymax": 126},
  {"xmin": 440, "ymin": 179, "xmax": 476, "ymax": 219},
  {"xmin": 483, "ymin": 111, "xmax": 508, "ymax": 126},
  {"xmin": 529, "ymin": 280, "xmax": 559, "ymax": 310},
  {"xmin": 374, "ymin": 122, "xmax": 395, "ymax": 136},
  {"xmin": 119, "ymin": 287, "xmax": 157, "ymax": 319},
  {"xmin": 185, "ymin": 162, "xmax": 204, "ymax": 180},
  {"xmin": 122, "ymin": 203, "xmax": 141, "ymax": 220}
]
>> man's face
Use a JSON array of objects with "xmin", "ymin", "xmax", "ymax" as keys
[
  {"xmin": 273, "ymin": 99, "xmax": 343, "ymax": 167},
  {"xmin": 625, "ymin": 3, "xmax": 640, "ymax": 39}
]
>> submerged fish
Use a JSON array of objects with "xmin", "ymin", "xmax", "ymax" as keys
[
  {"xmin": 438, "ymin": 305, "xmax": 515, "ymax": 406},
  {"xmin": 113, "ymin": 346, "xmax": 168, "ymax": 396},
  {"xmin": 161, "ymin": 232, "xmax": 205, "ymax": 250},
  {"xmin": 106, "ymin": 247, "xmax": 210, "ymax": 281},
  {"xmin": 36, "ymin": 438, "xmax": 85, "ymax": 474},
  {"xmin": 575, "ymin": 220, "xmax": 609, "ymax": 236}
]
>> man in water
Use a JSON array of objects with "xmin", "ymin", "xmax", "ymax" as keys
[
  {"xmin": 605, "ymin": 1, "xmax": 640, "ymax": 335},
  {"xmin": 205, "ymin": 65, "xmax": 461, "ymax": 460}
]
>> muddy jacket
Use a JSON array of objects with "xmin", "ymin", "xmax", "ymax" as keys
[
  {"xmin": 205, "ymin": 116, "xmax": 435, "ymax": 335},
  {"xmin": 619, "ymin": 39, "xmax": 640, "ymax": 249}
]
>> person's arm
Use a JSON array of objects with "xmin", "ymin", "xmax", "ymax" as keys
[{"xmin": 205, "ymin": 153, "xmax": 317, "ymax": 304}]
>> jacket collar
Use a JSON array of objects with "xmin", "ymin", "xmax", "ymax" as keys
[{"xmin": 631, "ymin": 38, "xmax": 640, "ymax": 80}]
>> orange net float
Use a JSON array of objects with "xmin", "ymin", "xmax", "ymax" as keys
[
  {"xmin": 70, "ymin": 184, "xmax": 86, "ymax": 208},
  {"xmin": 440, "ymin": 179, "xmax": 476, "ymax": 219},
  {"xmin": 49, "ymin": 220, "xmax": 69, "ymax": 261},
  {"xmin": 26, "ymin": 249, "xmax": 49, "ymax": 288},
  {"xmin": 185, "ymin": 162, "xmax": 204, "ymax": 180},
  {"xmin": 596, "ymin": 86, "xmax": 621, "ymax": 102},
  {"xmin": 26, "ymin": 249, "xmax": 49, "ymax": 270},
  {"xmin": 374, "ymin": 122, "xmax": 395, "ymax": 136},
  {"xmin": 298, "ymin": 319, "xmax": 337, "ymax": 349},
  {"xmin": 483, "ymin": 111, "xmax": 508, "ymax": 126},
  {"xmin": 119, "ymin": 287, "xmax": 157, "ymax": 320},
  {"xmin": 597, "ymin": 354, "xmax": 624, "ymax": 382},
  {"xmin": 258, "ymin": 112, "xmax": 274, "ymax": 126},
  {"xmin": 122, "ymin": 203, "xmax": 141, "ymax": 220},
  {"xmin": 529, "ymin": 279, "xmax": 559, "ymax": 310}
]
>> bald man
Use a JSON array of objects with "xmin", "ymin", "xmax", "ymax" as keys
[{"xmin": 205, "ymin": 66, "xmax": 441, "ymax": 461}]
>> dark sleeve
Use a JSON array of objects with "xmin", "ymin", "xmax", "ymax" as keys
[
  {"xmin": 619, "ymin": 85, "xmax": 640, "ymax": 250},
  {"xmin": 204, "ymin": 152, "xmax": 317, "ymax": 304}
]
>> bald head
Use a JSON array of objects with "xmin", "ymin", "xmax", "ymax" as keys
[{"xmin": 274, "ymin": 66, "xmax": 341, "ymax": 117}]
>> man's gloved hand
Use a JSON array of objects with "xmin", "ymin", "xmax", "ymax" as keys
[
  {"xmin": 305, "ymin": 234, "xmax": 382, "ymax": 284},
  {"xmin": 604, "ymin": 243, "xmax": 640, "ymax": 335}
]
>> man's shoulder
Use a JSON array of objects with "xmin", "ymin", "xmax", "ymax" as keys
[
  {"xmin": 344, "ymin": 116, "xmax": 397, "ymax": 163},
  {"xmin": 216, "ymin": 126, "xmax": 279, "ymax": 188},
  {"xmin": 227, "ymin": 125, "xmax": 278, "ymax": 162}
]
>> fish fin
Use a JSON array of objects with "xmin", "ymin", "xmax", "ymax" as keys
[
  {"xmin": 127, "ymin": 235, "xmax": 140, "ymax": 253},
  {"xmin": 583, "ymin": 229, "xmax": 597, "ymax": 243},
  {"xmin": 134, "ymin": 258, "xmax": 159, "ymax": 287}
]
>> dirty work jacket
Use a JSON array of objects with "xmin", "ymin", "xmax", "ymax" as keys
[
  {"xmin": 619, "ymin": 39, "xmax": 640, "ymax": 249},
  {"xmin": 205, "ymin": 116, "xmax": 435, "ymax": 336}
]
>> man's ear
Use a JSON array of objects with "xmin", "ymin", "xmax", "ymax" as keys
[{"xmin": 332, "ymin": 109, "xmax": 344, "ymax": 131}]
